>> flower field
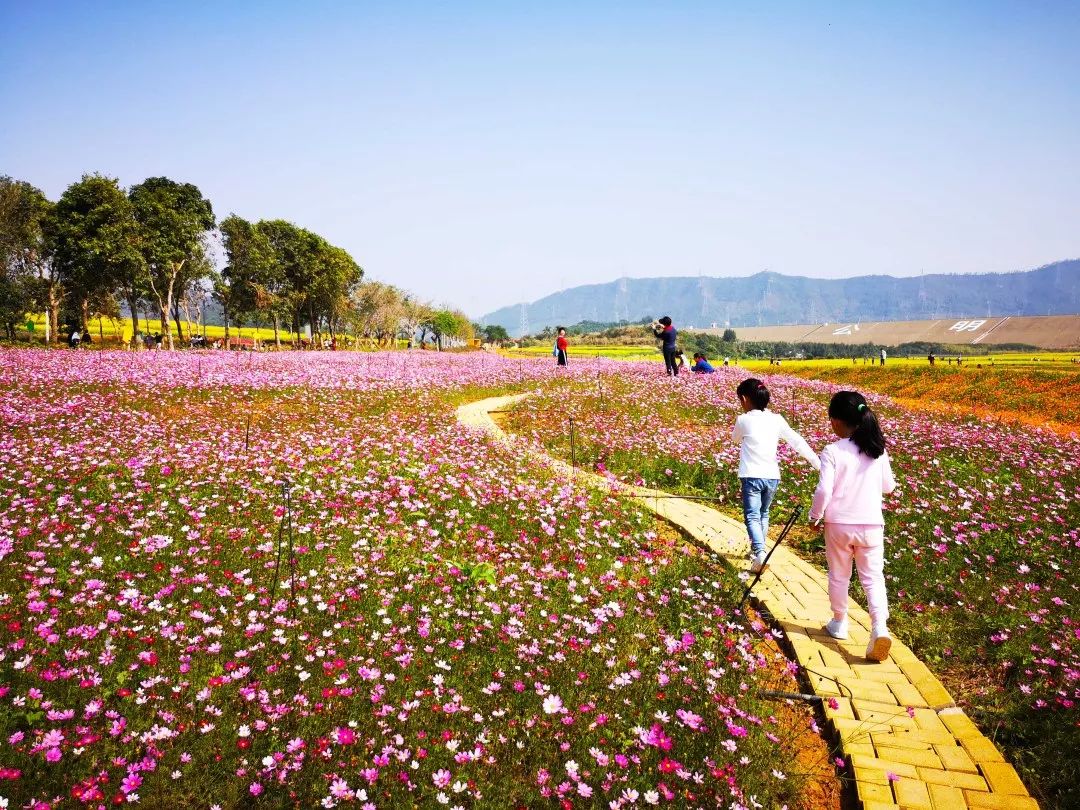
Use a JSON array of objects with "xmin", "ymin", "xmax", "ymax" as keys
[
  {"xmin": 0, "ymin": 350, "xmax": 837, "ymax": 809},
  {"xmin": 503, "ymin": 365, "xmax": 1080, "ymax": 808},
  {"xmin": 766, "ymin": 363, "xmax": 1080, "ymax": 432}
]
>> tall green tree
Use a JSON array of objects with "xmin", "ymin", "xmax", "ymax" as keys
[
  {"xmin": 49, "ymin": 174, "xmax": 142, "ymax": 339},
  {"xmin": 310, "ymin": 241, "xmax": 362, "ymax": 341},
  {"xmin": 130, "ymin": 177, "xmax": 215, "ymax": 349},
  {"xmin": 426, "ymin": 309, "xmax": 466, "ymax": 350},
  {"xmin": 219, "ymin": 215, "xmax": 274, "ymax": 347},
  {"xmin": 255, "ymin": 219, "xmax": 312, "ymax": 346},
  {"xmin": 0, "ymin": 177, "xmax": 53, "ymax": 341}
]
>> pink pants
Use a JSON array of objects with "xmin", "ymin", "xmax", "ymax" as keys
[{"xmin": 824, "ymin": 523, "xmax": 888, "ymax": 628}]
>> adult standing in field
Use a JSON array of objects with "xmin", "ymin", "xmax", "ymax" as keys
[
  {"xmin": 555, "ymin": 327, "xmax": 569, "ymax": 367},
  {"xmin": 732, "ymin": 378, "xmax": 821, "ymax": 573},
  {"xmin": 655, "ymin": 316, "xmax": 679, "ymax": 376},
  {"xmin": 880, "ymin": 348, "xmax": 887, "ymax": 366},
  {"xmin": 809, "ymin": 391, "xmax": 897, "ymax": 661}
]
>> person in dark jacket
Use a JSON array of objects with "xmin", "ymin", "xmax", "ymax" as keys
[{"xmin": 654, "ymin": 316, "xmax": 679, "ymax": 376}]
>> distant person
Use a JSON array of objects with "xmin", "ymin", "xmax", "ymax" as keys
[
  {"xmin": 723, "ymin": 357, "xmax": 730, "ymax": 366},
  {"xmin": 654, "ymin": 316, "xmax": 679, "ymax": 376},
  {"xmin": 809, "ymin": 391, "xmax": 897, "ymax": 662},
  {"xmin": 956, "ymin": 355, "xmax": 963, "ymax": 366},
  {"xmin": 554, "ymin": 327, "xmax": 569, "ymax": 366},
  {"xmin": 691, "ymin": 353, "xmax": 715, "ymax": 373},
  {"xmin": 879, "ymin": 348, "xmax": 887, "ymax": 366},
  {"xmin": 732, "ymin": 378, "xmax": 821, "ymax": 574},
  {"xmin": 69, "ymin": 329, "xmax": 81, "ymax": 348},
  {"xmin": 928, "ymin": 352, "xmax": 935, "ymax": 366}
]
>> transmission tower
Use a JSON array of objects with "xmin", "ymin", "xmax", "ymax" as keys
[{"xmin": 519, "ymin": 303, "xmax": 529, "ymax": 338}]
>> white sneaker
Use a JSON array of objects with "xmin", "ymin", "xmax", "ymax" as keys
[
  {"xmin": 825, "ymin": 618, "xmax": 848, "ymax": 640},
  {"xmin": 866, "ymin": 628, "xmax": 892, "ymax": 661},
  {"xmin": 749, "ymin": 552, "xmax": 768, "ymax": 574}
]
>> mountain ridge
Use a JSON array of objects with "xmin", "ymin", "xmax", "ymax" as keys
[{"xmin": 480, "ymin": 260, "xmax": 1080, "ymax": 336}]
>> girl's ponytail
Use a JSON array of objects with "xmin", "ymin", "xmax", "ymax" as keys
[{"xmin": 828, "ymin": 391, "xmax": 886, "ymax": 458}]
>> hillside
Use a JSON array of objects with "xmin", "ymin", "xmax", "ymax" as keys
[{"xmin": 480, "ymin": 260, "xmax": 1080, "ymax": 335}]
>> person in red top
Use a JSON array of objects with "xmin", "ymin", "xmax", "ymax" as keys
[{"xmin": 555, "ymin": 327, "xmax": 569, "ymax": 366}]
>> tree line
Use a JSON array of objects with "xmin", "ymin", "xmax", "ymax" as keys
[{"xmin": 0, "ymin": 173, "xmax": 475, "ymax": 349}]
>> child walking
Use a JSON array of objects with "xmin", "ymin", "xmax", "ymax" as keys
[
  {"xmin": 732, "ymin": 379, "xmax": 820, "ymax": 573},
  {"xmin": 809, "ymin": 391, "xmax": 897, "ymax": 662}
]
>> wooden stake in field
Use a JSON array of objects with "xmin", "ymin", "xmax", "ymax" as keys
[{"xmin": 568, "ymin": 416, "xmax": 577, "ymax": 473}]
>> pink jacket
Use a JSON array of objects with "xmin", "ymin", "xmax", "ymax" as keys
[{"xmin": 809, "ymin": 438, "xmax": 896, "ymax": 526}]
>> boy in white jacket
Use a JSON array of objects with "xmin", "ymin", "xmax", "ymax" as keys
[{"xmin": 732, "ymin": 379, "xmax": 820, "ymax": 574}]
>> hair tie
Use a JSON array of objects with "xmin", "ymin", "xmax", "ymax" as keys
[
  {"xmin": 757, "ymin": 383, "xmax": 766, "ymax": 390},
  {"xmin": 857, "ymin": 403, "xmax": 867, "ymax": 412}
]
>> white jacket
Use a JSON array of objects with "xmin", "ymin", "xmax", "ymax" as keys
[
  {"xmin": 809, "ymin": 438, "xmax": 897, "ymax": 525},
  {"xmin": 731, "ymin": 409, "xmax": 820, "ymax": 479}
]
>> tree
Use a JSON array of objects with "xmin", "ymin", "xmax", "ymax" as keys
[
  {"xmin": 309, "ymin": 242, "xmax": 362, "ymax": 342},
  {"xmin": 481, "ymin": 324, "xmax": 510, "ymax": 345},
  {"xmin": 0, "ymin": 177, "xmax": 53, "ymax": 341},
  {"xmin": 350, "ymin": 281, "xmax": 409, "ymax": 347},
  {"xmin": 220, "ymin": 215, "xmax": 274, "ymax": 347},
  {"xmin": 722, "ymin": 328, "xmax": 737, "ymax": 342},
  {"xmin": 49, "ymin": 174, "xmax": 143, "ymax": 338},
  {"xmin": 130, "ymin": 177, "xmax": 215, "ymax": 349},
  {"xmin": 425, "ymin": 309, "xmax": 472, "ymax": 350}
]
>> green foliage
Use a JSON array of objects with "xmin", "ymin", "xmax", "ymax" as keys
[
  {"xmin": 480, "ymin": 323, "xmax": 510, "ymax": 343},
  {"xmin": 425, "ymin": 308, "xmax": 472, "ymax": 349},
  {"xmin": 49, "ymin": 174, "xmax": 144, "ymax": 330},
  {"xmin": 129, "ymin": 177, "xmax": 215, "ymax": 279}
]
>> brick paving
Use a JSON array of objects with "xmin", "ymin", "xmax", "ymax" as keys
[{"xmin": 457, "ymin": 394, "xmax": 1039, "ymax": 810}]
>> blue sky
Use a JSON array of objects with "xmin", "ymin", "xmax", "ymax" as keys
[{"xmin": 2, "ymin": 1, "xmax": 1078, "ymax": 317}]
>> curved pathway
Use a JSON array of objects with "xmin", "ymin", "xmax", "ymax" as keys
[{"xmin": 457, "ymin": 394, "xmax": 1038, "ymax": 810}]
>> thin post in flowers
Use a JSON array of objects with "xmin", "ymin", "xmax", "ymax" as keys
[
  {"xmin": 269, "ymin": 478, "xmax": 298, "ymax": 620},
  {"xmin": 739, "ymin": 505, "xmax": 803, "ymax": 610},
  {"xmin": 568, "ymin": 416, "xmax": 577, "ymax": 473}
]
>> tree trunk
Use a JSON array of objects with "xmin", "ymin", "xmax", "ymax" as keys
[
  {"xmin": 80, "ymin": 296, "xmax": 90, "ymax": 337},
  {"xmin": 172, "ymin": 298, "xmax": 184, "ymax": 343},
  {"xmin": 273, "ymin": 314, "xmax": 281, "ymax": 348},
  {"xmin": 48, "ymin": 285, "xmax": 61, "ymax": 345},
  {"xmin": 127, "ymin": 293, "xmax": 140, "ymax": 347},
  {"xmin": 164, "ymin": 267, "xmax": 178, "ymax": 350},
  {"xmin": 224, "ymin": 311, "xmax": 231, "ymax": 350}
]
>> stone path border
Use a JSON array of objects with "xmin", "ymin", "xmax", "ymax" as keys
[{"xmin": 457, "ymin": 394, "xmax": 1039, "ymax": 810}]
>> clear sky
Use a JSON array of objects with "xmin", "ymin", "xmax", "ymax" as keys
[{"xmin": 2, "ymin": 1, "xmax": 1078, "ymax": 317}]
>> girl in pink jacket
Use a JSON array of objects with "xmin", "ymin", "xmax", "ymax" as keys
[{"xmin": 809, "ymin": 391, "xmax": 897, "ymax": 661}]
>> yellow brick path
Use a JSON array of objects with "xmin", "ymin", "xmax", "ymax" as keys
[{"xmin": 457, "ymin": 394, "xmax": 1038, "ymax": 810}]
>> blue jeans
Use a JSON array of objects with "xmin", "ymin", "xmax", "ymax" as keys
[{"xmin": 741, "ymin": 477, "xmax": 779, "ymax": 556}]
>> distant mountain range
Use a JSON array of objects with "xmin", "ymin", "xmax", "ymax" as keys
[{"xmin": 480, "ymin": 260, "xmax": 1080, "ymax": 336}]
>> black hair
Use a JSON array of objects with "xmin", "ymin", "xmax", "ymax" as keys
[
  {"xmin": 556, "ymin": 326, "xmax": 565, "ymax": 333},
  {"xmin": 736, "ymin": 378, "xmax": 770, "ymax": 410},
  {"xmin": 658, "ymin": 316, "xmax": 672, "ymax": 327},
  {"xmin": 828, "ymin": 391, "xmax": 886, "ymax": 458}
]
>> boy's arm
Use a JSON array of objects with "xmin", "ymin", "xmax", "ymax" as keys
[
  {"xmin": 779, "ymin": 418, "xmax": 821, "ymax": 470},
  {"xmin": 808, "ymin": 447, "xmax": 833, "ymax": 522},
  {"xmin": 881, "ymin": 453, "xmax": 897, "ymax": 495},
  {"xmin": 731, "ymin": 414, "xmax": 745, "ymax": 443}
]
